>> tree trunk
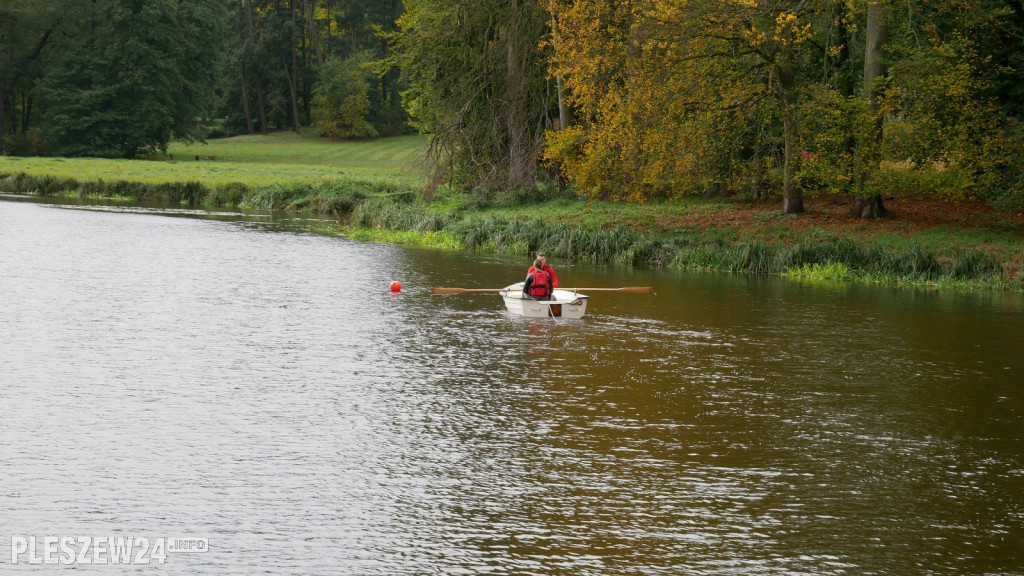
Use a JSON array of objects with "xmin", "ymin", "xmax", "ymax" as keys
[
  {"xmin": 288, "ymin": 0, "xmax": 301, "ymax": 133},
  {"xmin": 849, "ymin": 194, "xmax": 887, "ymax": 218},
  {"xmin": 244, "ymin": 0, "xmax": 267, "ymax": 134},
  {"xmin": 254, "ymin": 78, "xmax": 268, "ymax": 134},
  {"xmin": 776, "ymin": 50, "xmax": 803, "ymax": 214},
  {"xmin": 749, "ymin": 146, "xmax": 763, "ymax": 200},
  {"xmin": 852, "ymin": 0, "xmax": 888, "ymax": 218},
  {"xmin": 550, "ymin": 13, "xmax": 569, "ymax": 131},
  {"xmin": 832, "ymin": 0, "xmax": 853, "ymax": 98},
  {"xmin": 0, "ymin": 13, "xmax": 15, "ymax": 155},
  {"xmin": 304, "ymin": 0, "xmax": 323, "ymax": 69},
  {"xmin": 504, "ymin": 0, "xmax": 534, "ymax": 188},
  {"xmin": 0, "ymin": 95, "xmax": 6, "ymax": 155},
  {"xmin": 239, "ymin": 73, "xmax": 255, "ymax": 134},
  {"xmin": 21, "ymin": 92, "xmax": 32, "ymax": 134}
]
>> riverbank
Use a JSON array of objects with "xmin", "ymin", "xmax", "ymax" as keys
[
  {"xmin": 353, "ymin": 188, "xmax": 1024, "ymax": 291},
  {"xmin": 2, "ymin": 132, "xmax": 1021, "ymax": 291}
]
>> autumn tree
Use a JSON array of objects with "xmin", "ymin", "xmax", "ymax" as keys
[{"xmin": 546, "ymin": 0, "xmax": 845, "ymax": 212}]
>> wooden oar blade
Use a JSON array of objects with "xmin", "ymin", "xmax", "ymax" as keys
[{"xmin": 616, "ymin": 286, "xmax": 655, "ymax": 294}]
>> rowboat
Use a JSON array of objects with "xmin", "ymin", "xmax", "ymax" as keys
[
  {"xmin": 430, "ymin": 285, "xmax": 653, "ymax": 319},
  {"xmin": 500, "ymin": 282, "xmax": 590, "ymax": 319}
]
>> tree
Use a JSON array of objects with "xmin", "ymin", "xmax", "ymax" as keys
[
  {"xmin": 221, "ymin": 0, "xmax": 406, "ymax": 138},
  {"xmin": 322, "ymin": 0, "xmax": 406, "ymax": 135},
  {"xmin": 853, "ymin": 0, "xmax": 1015, "ymax": 208},
  {"xmin": 0, "ymin": 0, "xmax": 66, "ymax": 155},
  {"xmin": 545, "ymin": 0, "xmax": 838, "ymax": 211},
  {"xmin": 851, "ymin": 0, "xmax": 888, "ymax": 218},
  {"xmin": 312, "ymin": 53, "xmax": 378, "ymax": 139},
  {"xmin": 393, "ymin": 0, "xmax": 554, "ymax": 196},
  {"xmin": 38, "ymin": 0, "xmax": 226, "ymax": 158}
]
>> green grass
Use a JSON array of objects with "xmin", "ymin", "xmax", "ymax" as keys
[
  {"xmin": 345, "ymin": 228, "xmax": 461, "ymax": 248},
  {"xmin": 783, "ymin": 262, "xmax": 854, "ymax": 280},
  {"xmin": 0, "ymin": 129, "xmax": 427, "ymax": 187}
]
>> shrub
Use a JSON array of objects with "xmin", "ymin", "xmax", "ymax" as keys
[
  {"xmin": 871, "ymin": 159, "xmax": 975, "ymax": 201},
  {"xmin": 2, "ymin": 129, "xmax": 48, "ymax": 157},
  {"xmin": 210, "ymin": 183, "xmax": 249, "ymax": 207}
]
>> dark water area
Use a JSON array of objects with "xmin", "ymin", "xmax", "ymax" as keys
[{"xmin": 1, "ymin": 197, "xmax": 1022, "ymax": 574}]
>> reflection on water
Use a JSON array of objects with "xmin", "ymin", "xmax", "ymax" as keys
[{"xmin": 1, "ymin": 199, "xmax": 1022, "ymax": 574}]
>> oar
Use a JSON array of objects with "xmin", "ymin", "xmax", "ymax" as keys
[
  {"xmin": 431, "ymin": 287, "xmax": 520, "ymax": 294},
  {"xmin": 561, "ymin": 287, "xmax": 655, "ymax": 294},
  {"xmin": 431, "ymin": 286, "xmax": 654, "ymax": 294}
]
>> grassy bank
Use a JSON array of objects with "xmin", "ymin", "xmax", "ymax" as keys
[{"xmin": 2, "ymin": 130, "xmax": 1021, "ymax": 291}]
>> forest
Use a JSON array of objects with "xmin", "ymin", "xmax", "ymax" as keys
[{"xmin": 2, "ymin": 0, "xmax": 1024, "ymax": 216}]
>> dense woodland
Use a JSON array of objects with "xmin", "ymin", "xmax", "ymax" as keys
[{"xmin": 2, "ymin": 0, "xmax": 1024, "ymax": 214}]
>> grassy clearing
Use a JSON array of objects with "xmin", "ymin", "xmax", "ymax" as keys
[
  {"xmin": 168, "ymin": 129, "xmax": 425, "ymax": 171},
  {"xmin": 0, "ymin": 129, "xmax": 427, "ymax": 187}
]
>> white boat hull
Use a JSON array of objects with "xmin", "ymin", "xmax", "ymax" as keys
[{"xmin": 501, "ymin": 283, "xmax": 589, "ymax": 319}]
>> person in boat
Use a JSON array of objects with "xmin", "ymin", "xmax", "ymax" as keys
[
  {"xmin": 527, "ymin": 252, "xmax": 559, "ymax": 288},
  {"xmin": 523, "ymin": 257, "xmax": 554, "ymax": 300}
]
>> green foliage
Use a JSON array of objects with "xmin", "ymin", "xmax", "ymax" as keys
[
  {"xmin": 392, "ymin": 0, "xmax": 553, "ymax": 193},
  {"xmin": 879, "ymin": 34, "xmax": 1010, "ymax": 201},
  {"xmin": 0, "ymin": 172, "xmax": 219, "ymax": 205},
  {"xmin": 350, "ymin": 197, "xmax": 446, "ymax": 231},
  {"xmin": 37, "ymin": 0, "xmax": 225, "ymax": 158},
  {"xmin": 870, "ymin": 159, "xmax": 975, "ymax": 201},
  {"xmin": 783, "ymin": 262, "xmax": 853, "ymax": 281},
  {"xmin": 459, "ymin": 180, "xmax": 574, "ymax": 210},
  {"xmin": 1, "ymin": 129, "xmax": 49, "ymax": 157},
  {"xmin": 991, "ymin": 120, "xmax": 1024, "ymax": 213},
  {"xmin": 794, "ymin": 89, "xmax": 860, "ymax": 196},
  {"xmin": 242, "ymin": 179, "xmax": 412, "ymax": 213},
  {"xmin": 210, "ymin": 182, "xmax": 249, "ymax": 207},
  {"xmin": 312, "ymin": 54, "xmax": 379, "ymax": 140},
  {"xmin": 0, "ymin": 167, "xmax": 412, "ymax": 212}
]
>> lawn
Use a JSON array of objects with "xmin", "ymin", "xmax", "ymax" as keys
[{"xmin": 0, "ymin": 129, "xmax": 428, "ymax": 187}]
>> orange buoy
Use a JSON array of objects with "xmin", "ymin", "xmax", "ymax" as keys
[{"xmin": 389, "ymin": 281, "xmax": 402, "ymax": 293}]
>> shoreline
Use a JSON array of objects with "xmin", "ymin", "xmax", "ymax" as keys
[{"xmin": 1, "ymin": 172, "xmax": 1020, "ymax": 292}]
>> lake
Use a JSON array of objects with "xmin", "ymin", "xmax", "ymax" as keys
[{"xmin": 1, "ymin": 196, "xmax": 1022, "ymax": 574}]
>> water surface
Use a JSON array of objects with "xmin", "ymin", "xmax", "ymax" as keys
[{"xmin": 1, "ymin": 198, "xmax": 1021, "ymax": 574}]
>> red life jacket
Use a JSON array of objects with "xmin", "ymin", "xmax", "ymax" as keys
[{"xmin": 528, "ymin": 269, "xmax": 552, "ymax": 297}]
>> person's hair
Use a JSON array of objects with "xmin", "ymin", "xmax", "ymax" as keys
[
  {"xmin": 533, "ymin": 258, "xmax": 544, "ymax": 271},
  {"xmin": 536, "ymin": 252, "xmax": 546, "ymax": 259}
]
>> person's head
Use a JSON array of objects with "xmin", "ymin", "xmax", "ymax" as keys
[
  {"xmin": 536, "ymin": 252, "xmax": 547, "ymax": 267},
  {"xmin": 533, "ymin": 258, "xmax": 544, "ymax": 271}
]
